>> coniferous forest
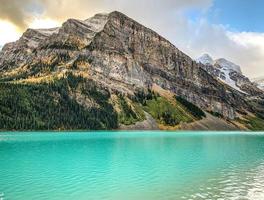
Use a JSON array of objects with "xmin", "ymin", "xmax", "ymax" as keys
[{"xmin": 0, "ymin": 74, "xmax": 118, "ymax": 130}]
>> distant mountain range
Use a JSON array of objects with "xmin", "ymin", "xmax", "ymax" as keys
[
  {"xmin": 0, "ymin": 11, "xmax": 263, "ymax": 131},
  {"xmin": 197, "ymin": 54, "xmax": 242, "ymax": 73},
  {"xmin": 252, "ymin": 76, "xmax": 264, "ymax": 91},
  {"xmin": 196, "ymin": 54, "xmax": 262, "ymax": 95}
]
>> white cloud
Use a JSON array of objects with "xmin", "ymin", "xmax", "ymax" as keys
[
  {"xmin": 229, "ymin": 32, "xmax": 264, "ymax": 54},
  {"xmin": 171, "ymin": 17, "xmax": 264, "ymax": 78},
  {"xmin": 28, "ymin": 18, "xmax": 60, "ymax": 29},
  {"xmin": 0, "ymin": 0, "xmax": 212, "ymax": 29},
  {"xmin": 227, "ymin": 32, "xmax": 264, "ymax": 78},
  {"xmin": 0, "ymin": 20, "xmax": 21, "ymax": 45}
]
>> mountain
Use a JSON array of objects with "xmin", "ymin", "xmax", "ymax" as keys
[
  {"xmin": 197, "ymin": 54, "xmax": 242, "ymax": 74},
  {"xmin": 196, "ymin": 54, "xmax": 214, "ymax": 65},
  {"xmin": 253, "ymin": 76, "xmax": 264, "ymax": 91},
  {"xmin": 0, "ymin": 11, "xmax": 264, "ymax": 131},
  {"xmin": 196, "ymin": 54, "xmax": 263, "ymax": 96},
  {"xmin": 215, "ymin": 58, "xmax": 242, "ymax": 74}
]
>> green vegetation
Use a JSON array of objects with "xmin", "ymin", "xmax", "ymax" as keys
[
  {"xmin": 134, "ymin": 88, "xmax": 158, "ymax": 105},
  {"xmin": 0, "ymin": 73, "xmax": 118, "ymax": 130},
  {"xmin": 143, "ymin": 96, "xmax": 193, "ymax": 126},
  {"xmin": 0, "ymin": 74, "xmax": 208, "ymax": 130},
  {"xmin": 240, "ymin": 99, "xmax": 264, "ymax": 130},
  {"xmin": 247, "ymin": 99, "xmax": 264, "ymax": 120},
  {"xmin": 175, "ymin": 96, "xmax": 205, "ymax": 119},
  {"xmin": 133, "ymin": 89, "xmax": 203, "ymax": 126},
  {"xmin": 247, "ymin": 117, "xmax": 264, "ymax": 131},
  {"xmin": 238, "ymin": 116, "xmax": 264, "ymax": 131},
  {"xmin": 133, "ymin": 89, "xmax": 210, "ymax": 127},
  {"xmin": 117, "ymin": 95, "xmax": 145, "ymax": 125}
]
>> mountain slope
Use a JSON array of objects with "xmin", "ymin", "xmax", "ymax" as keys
[
  {"xmin": 0, "ymin": 74, "xmax": 118, "ymax": 130},
  {"xmin": 0, "ymin": 11, "xmax": 263, "ymax": 130}
]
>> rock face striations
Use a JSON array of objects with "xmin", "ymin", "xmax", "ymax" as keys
[{"xmin": 0, "ymin": 11, "xmax": 263, "ymax": 122}]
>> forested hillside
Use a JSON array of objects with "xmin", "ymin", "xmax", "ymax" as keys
[{"xmin": 0, "ymin": 74, "xmax": 118, "ymax": 130}]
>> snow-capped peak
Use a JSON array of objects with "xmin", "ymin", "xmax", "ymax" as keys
[
  {"xmin": 196, "ymin": 53, "xmax": 214, "ymax": 65},
  {"xmin": 196, "ymin": 54, "xmax": 242, "ymax": 74},
  {"xmin": 252, "ymin": 76, "xmax": 264, "ymax": 91},
  {"xmin": 214, "ymin": 58, "xmax": 242, "ymax": 74},
  {"xmin": 197, "ymin": 53, "xmax": 247, "ymax": 94}
]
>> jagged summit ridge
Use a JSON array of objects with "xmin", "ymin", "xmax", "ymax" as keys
[{"xmin": 0, "ymin": 12, "xmax": 112, "ymax": 70}]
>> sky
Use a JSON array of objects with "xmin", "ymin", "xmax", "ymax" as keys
[{"xmin": 0, "ymin": 0, "xmax": 263, "ymax": 78}]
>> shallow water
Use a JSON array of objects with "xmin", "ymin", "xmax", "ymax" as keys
[{"xmin": 0, "ymin": 131, "xmax": 264, "ymax": 200}]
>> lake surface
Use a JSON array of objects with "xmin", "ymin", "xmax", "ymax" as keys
[{"xmin": 0, "ymin": 132, "xmax": 264, "ymax": 200}]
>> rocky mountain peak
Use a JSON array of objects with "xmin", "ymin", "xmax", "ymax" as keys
[
  {"xmin": 22, "ymin": 28, "xmax": 59, "ymax": 48},
  {"xmin": 253, "ymin": 76, "xmax": 264, "ymax": 91},
  {"xmin": 214, "ymin": 58, "xmax": 242, "ymax": 74},
  {"xmin": 84, "ymin": 13, "xmax": 109, "ymax": 31},
  {"xmin": 196, "ymin": 53, "xmax": 214, "ymax": 65},
  {"xmin": 197, "ymin": 53, "xmax": 262, "ymax": 96},
  {"xmin": 197, "ymin": 54, "xmax": 242, "ymax": 74}
]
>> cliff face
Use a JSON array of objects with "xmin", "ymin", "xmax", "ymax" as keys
[{"xmin": 0, "ymin": 11, "xmax": 260, "ymax": 120}]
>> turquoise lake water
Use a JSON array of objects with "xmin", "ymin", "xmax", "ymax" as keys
[{"xmin": 0, "ymin": 132, "xmax": 264, "ymax": 200}]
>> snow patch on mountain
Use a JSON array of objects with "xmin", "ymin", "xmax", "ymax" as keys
[
  {"xmin": 258, "ymin": 83, "xmax": 264, "ymax": 90},
  {"xmin": 196, "ymin": 54, "xmax": 245, "ymax": 93},
  {"xmin": 219, "ymin": 67, "xmax": 246, "ymax": 93},
  {"xmin": 253, "ymin": 76, "xmax": 264, "ymax": 91},
  {"xmin": 196, "ymin": 54, "xmax": 214, "ymax": 65},
  {"xmin": 197, "ymin": 54, "xmax": 242, "ymax": 74},
  {"xmin": 215, "ymin": 58, "xmax": 242, "ymax": 74}
]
